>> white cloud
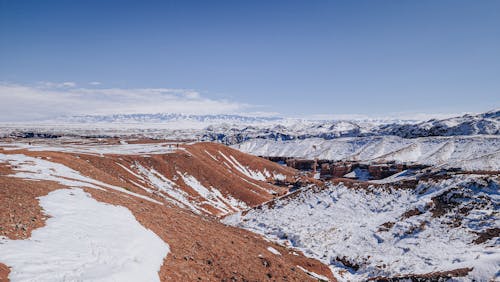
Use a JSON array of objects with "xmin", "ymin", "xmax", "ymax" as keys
[
  {"xmin": 89, "ymin": 81, "xmax": 101, "ymax": 86},
  {"xmin": 0, "ymin": 83, "xmax": 248, "ymax": 122},
  {"xmin": 303, "ymin": 112, "xmax": 465, "ymax": 122},
  {"xmin": 39, "ymin": 81, "xmax": 77, "ymax": 88}
]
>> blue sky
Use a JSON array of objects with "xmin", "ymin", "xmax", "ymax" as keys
[{"xmin": 1, "ymin": 0, "xmax": 499, "ymax": 120}]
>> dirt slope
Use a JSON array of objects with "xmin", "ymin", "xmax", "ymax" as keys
[
  {"xmin": 0, "ymin": 139, "xmax": 334, "ymax": 281},
  {"xmin": 3, "ymin": 141, "xmax": 295, "ymax": 216}
]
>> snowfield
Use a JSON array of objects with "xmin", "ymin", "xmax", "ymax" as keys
[
  {"xmin": 0, "ymin": 140, "xmax": 181, "ymax": 155},
  {"xmin": 224, "ymin": 175, "xmax": 500, "ymax": 281},
  {"xmin": 233, "ymin": 135, "xmax": 500, "ymax": 171},
  {"xmin": 0, "ymin": 188, "xmax": 169, "ymax": 282}
]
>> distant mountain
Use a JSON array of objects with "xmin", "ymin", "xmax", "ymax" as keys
[
  {"xmin": 58, "ymin": 113, "xmax": 282, "ymax": 124},
  {"xmin": 199, "ymin": 110, "xmax": 500, "ymax": 144},
  {"xmin": 3, "ymin": 110, "xmax": 499, "ymax": 143},
  {"xmin": 377, "ymin": 109, "xmax": 499, "ymax": 137}
]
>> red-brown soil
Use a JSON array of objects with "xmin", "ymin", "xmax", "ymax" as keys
[
  {"xmin": 0, "ymin": 140, "xmax": 335, "ymax": 281},
  {"xmin": 0, "ymin": 263, "xmax": 9, "ymax": 282},
  {"xmin": 3, "ymin": 142, "xmax": 297, "ymax": 215},
  {"xmin": 0, "ymin": 165, "xmax": 63, "ymax": 240},
  {"xmin": 0, "ymin": 164, "xmax": 65, "ymax": 282},
  {"xmin": 87, "ymin": 184, "xmax": 335, "ymax": 281}
]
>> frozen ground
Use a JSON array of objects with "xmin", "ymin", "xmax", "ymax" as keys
[
  {"xmin": 224, "ymin": 175, "xmax": 500, "ymax": 281},
  {"xmin": 0, "ymin": 188, "xmax": 169, "ymax": 282},
  {"xmin": 0, "ymin": 139, "xmax": 181, "ymax": 155}
]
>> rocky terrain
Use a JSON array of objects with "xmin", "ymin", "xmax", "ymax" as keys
[
  {"xmin": 0, "ymin": 110, "xmax": 498, "ymax": 281},
  {"xmin": 234, "ymin": 135, "xmax": 500, "ymax": 172},
  {"xmin": 224, "ymin": 172, "xmax": 499, "ymax": 281},
  {"xmin": 0, "ymin": 139, "xmax": 332, "ymax": 281}
]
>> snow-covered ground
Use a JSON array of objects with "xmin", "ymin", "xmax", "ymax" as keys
[
  {"xmin": 233, "ymin": 135, "xmax": 500, "ymax": 170},
  {"xmin": 224, "ymin": 175, "xmax": 500, "ymax": 281},
  {"xmin": 218, "ymin": 151, "xmax": 267, "ymax": 181},
  {"xmin": 177, "ymin": 171, "xmax": 249, "ymax": 214},
  {"xmin": 0, "ymin": 140, "xmax": 181, "ymax": 155},
  {"xmin": 0, "ymin": 109, "xmax": 497, "ymax": 281},
  {"xmin": 0, "ymin": 188, "xmax": 169, "ymax": 282},
  {"xmin": 0, "ymin": 153, "xmax": 160, "ymax": 203}
]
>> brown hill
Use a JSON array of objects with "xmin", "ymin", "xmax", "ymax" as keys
[{"xmin": 0, "ymin": 139, "xmax": 334, "ymax": 281}]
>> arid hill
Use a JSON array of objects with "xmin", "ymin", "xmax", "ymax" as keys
[{"xmin": 0, "ymin": 138, "xmax": 334, "ymax": 282}]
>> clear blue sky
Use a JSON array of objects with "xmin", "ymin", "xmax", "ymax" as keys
[{"xmin": 1, "ymin": 0, "xmax": 499, "ymax": 118}]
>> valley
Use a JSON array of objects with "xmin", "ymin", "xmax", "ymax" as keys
[{"xmin": 0, "ymin": 110, "xmax": 498, "ymax": 281}]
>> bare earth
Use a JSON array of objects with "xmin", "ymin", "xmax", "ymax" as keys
[{"xmin": 0, "ymin": 139, "xmax": 335, "ymax": 281}]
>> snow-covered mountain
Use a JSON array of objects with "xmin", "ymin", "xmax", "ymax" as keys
[
  {"xmin": 202, "ymin": 109, "xmax": 499, "ymax": 143},
  {"xmin": 57, "ymin": 113, "xmax": 282, "ymax": 125},
  {"xmin": 377, "ymin": 109, "xmax": 500, "ymax": 138},
  {"xmin": 233, "ymin": 135, "xmax": 500, "ymax": 171},
  {"xmin": 2, "ymin": 109, "xmax": 498, "ymax": 143}
]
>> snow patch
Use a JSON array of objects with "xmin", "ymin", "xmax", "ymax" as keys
[
  {"xmin": 296, "ymin": 265, "xmax": 330, "ymax": 281},
  {"xmin": 0, "ymin": 188, "xmax": 169, "ymax": 282},
  {"xmin": 1, "ymin": 141, "xmax": 179, "ymax": 155},
  {"xmin": 178, "ymin": 172, "xmax": 248, "ymax": 214},
  {"xmin": 267, "ymin": 246, "xmax": 281, "ymax": 256},
  {"xmin": 133, "ymin": 163, "xmax": 199, "ymax": 212},
  {"xmin": 219, "ymin": 151, "xmax": 267, "ymax": 181}
]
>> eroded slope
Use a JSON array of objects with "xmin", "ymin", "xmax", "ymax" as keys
[{"xmin": 0, "ymin": 139, "xmax": 333, "ymax": 282}]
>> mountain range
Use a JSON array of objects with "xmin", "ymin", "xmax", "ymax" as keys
[{"xmin": 2, "ymin": 109, "xmax": 499, "ymax": 143}]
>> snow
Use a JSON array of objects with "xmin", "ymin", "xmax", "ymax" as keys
[
  {"xmin": 0, "ymin": 153, "xmax": 161, "ymax": 204},
  {"xmin": 133, "ymin": 163, "xmax": 199, "ymax": 212},
  {"xmin": 451, "ymin": 150, "xmax": 500, "ymax": 171},
  {"xmin": 224, "ymin": 175, "xmax": 500, "ymax": 281},
  {"xmin": 266, "ymin": 246, "xmax": 281, "ymax": 256},
  {"xmin": 233, "ymin": 135, "xmax": 500, "ymax": 170},
  {"xmin": 122, "ymin": 161, "xmax": 248, "ymax": 215},
  {"xmin": 0, "ymin": 188, "xmax": 169, "ymax": 282},
  {"xmin": 178, "ymin": 172, "xmax": 248, "ymax": 214},
  {"xmin": 273, "ymin": 173, "xmax": 286, "ymax": 181},
  {"xmin": 296, "ymin": 265, "xmax": 330, "ymax": 281},
  {"xmin": 218, "ymin": 151, "xmax": 267, "ymax": 181},
  {"xmin": 0, "ymin": 140, "xmax": 179, "ymax": 155},
  {"xmin": 204, "ymin": 149, "xmax": 218, "ymax": 161},
  {"xmin": 115, "ymin": 162, "xmax": 155, "ymax": 193},
  {"xmin": 368, "ymin": 169, "xmax": 417, "ymax": 184},
  {"xmin": 1, "ymin": 110, "xmax": 497, "ymax": 143},
  {"xmin": 343, "ymin": 168, "xmax": 370, "ymax": 180},
  {"xmin": 240, "ymin": 177, "xmax": 269, "ymax": 192}
]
